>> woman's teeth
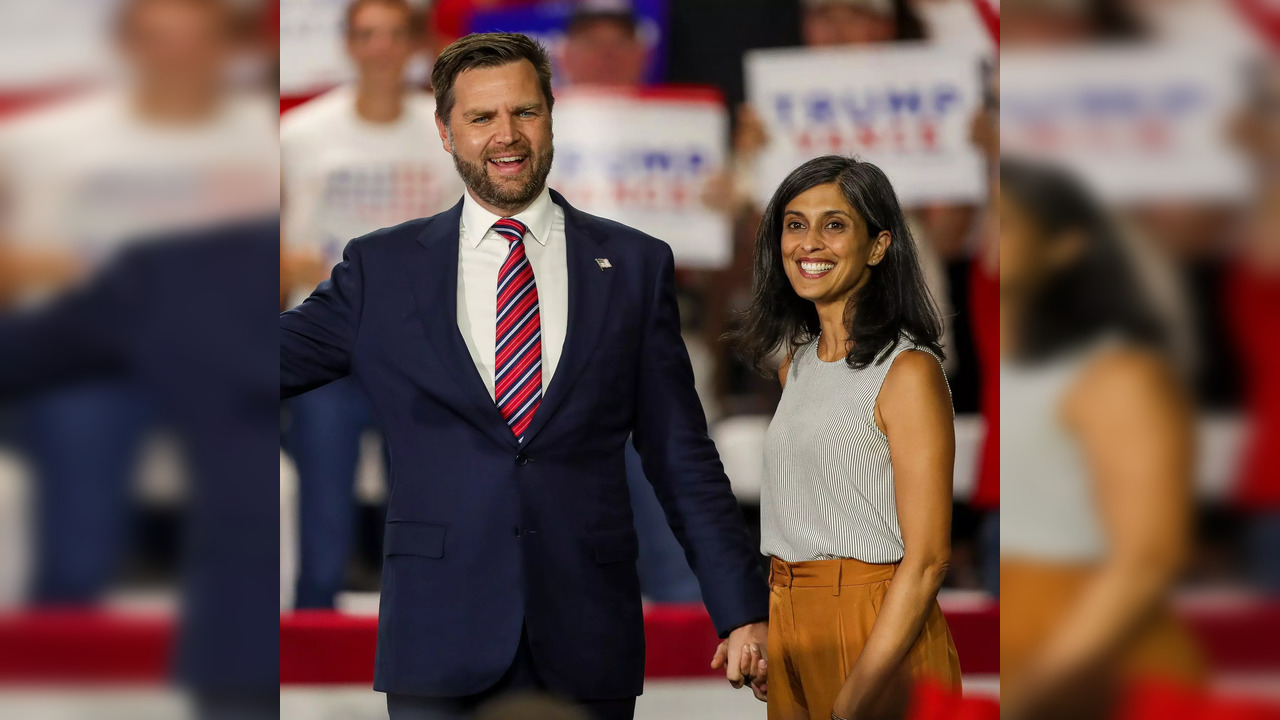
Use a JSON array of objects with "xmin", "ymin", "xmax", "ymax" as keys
[{"xmin": 800, "ymin": 261, "xmax": 835, "ymax": 274}]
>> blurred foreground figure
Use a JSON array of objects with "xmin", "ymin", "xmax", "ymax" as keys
[
  {"xmin": 0, "ymin": 219, "xmax": 280, "ymax": 718},
  {"xmin": 998, "ymin": 159, "xmax": 1205, "ymax": 720},
  {"xmin": 0, "ymin": 0, "xmax": 275, "ymax": 606}
]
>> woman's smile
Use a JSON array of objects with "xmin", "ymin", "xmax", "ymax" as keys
[{"xmin": 797, "ymin": 257, "xmax": 837, "ymax": 279}]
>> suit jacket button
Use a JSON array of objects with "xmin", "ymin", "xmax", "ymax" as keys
[
  {"xmin": 514, "ymin": 525, "xmax": 521, "ymax": 537},
  {"xmin": 515, "ymin": 454, "xmax": 530, "ymax": 466}
]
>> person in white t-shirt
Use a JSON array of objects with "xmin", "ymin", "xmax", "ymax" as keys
[
  {"xmin": 280, "ymin": 0, "xmax": 462, "ymax": 609},
  {"xmin": 0, "ymin": 0, "xmax": 277, "ymax": 607}
]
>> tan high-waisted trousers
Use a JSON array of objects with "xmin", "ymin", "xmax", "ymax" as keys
[
  {"xmin": 766, "ymin": 556, "xmax": 962, "ymax": 720},
  {"xmin": 1001, "ymin": 560, "xmax": 1206, "ymax": 696}
]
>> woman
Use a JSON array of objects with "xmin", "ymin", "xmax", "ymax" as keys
[
  {"xmin": 726, "ymin": 155, "xmax": 962, "ymax": 720},
  {"xmin": 999, "ymin": 159, "xmax": 1204, "ymax": 718}
]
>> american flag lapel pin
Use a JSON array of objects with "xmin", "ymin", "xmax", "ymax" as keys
[{"xmin": 595, "ymin": 258, "xmax": 612, "ymax": 271}]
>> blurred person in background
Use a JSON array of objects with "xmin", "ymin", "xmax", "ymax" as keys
[
  {"xmin": 729, "ymin": 155, "xmax": 960, "ymax": 720},
  {"xmin": 800, "ymin": 0, "xmax": 926, "ymax": 46},
  {"xmin": 281, "ymin": 32, "xmax": 770, "ymax": 719},
  {"xmin": 553, "ymin": 0, "xmax": 705, "ymax": 605},
  {"xmin": 0, "ymin": 0, "xmax": 275, "ymax": 607},
  {"xmin": 280, "ymin": 0, "xmax": 463, "ymax": 610},
  {"xmin": 1000, "ymin": 0, "xmax": 1146, "ymax": 47},
  {"xmin": 558, "ymin": 0, "xmax": 649, "ymax": 89},
  {"xmin": 999, "ymin": 159, "xmax": 1205, "ymax": 719}
]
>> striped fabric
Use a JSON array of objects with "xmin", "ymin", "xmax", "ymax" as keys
[
  {"xmin": 760, "ymin": 334, "xmax": 950, "ymax": 563},
  {"xmin": 492, "ymin": 218, "xmax": 542, "ymax": 441}
]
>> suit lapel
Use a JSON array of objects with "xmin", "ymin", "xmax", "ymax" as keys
[
  {"xmin": 410, "ymin": 199, "xmax": 520, "ymax": 452},
  {"xmin": 520, "ymin": 190, "xmax": 615, "ymax": 448}
]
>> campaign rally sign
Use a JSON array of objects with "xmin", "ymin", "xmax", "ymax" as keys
[
  {"xmin": 745, "ymin": 44, "xmax": 987, "ymax": 209},
  {"xmin": 469, "ymin": 0, "xmax": 668, "ymax": 86},
  {"xmin": 1000, "ymin": 48, "xmax": 1250, "ymax": 202},
  {"xmin": 547, "ymin": 88, "xmax": 731, "ymax": 269}
]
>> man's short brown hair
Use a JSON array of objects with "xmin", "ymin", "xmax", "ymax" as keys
[{"xmin": 430, "ymin": 32, "xmax": 554, "ymax": 125}]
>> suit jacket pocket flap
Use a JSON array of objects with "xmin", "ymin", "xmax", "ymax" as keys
[
  {"xmin": 384, "ymin": 521, "xmax": 447, "ymax": 558},
  {"xmin": 591, "ymin": 528, "xmax": 640, "ymax": 564}
]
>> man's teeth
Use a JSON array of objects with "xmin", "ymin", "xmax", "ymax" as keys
[
  {"xmin": 801, "ymin": 262, "xmax": 834, "ymax": 273},
  {"xmin": 491, "ymin": 156, "xmax": 525, "ymax": 164}
]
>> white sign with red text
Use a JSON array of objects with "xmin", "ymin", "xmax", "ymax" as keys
[
  {"xmin": 745, "ymin": 44, "xmax": 988, "ymax": 209},
  {"xmin": 548, "ymin": 89, "xmax": 732, "ymax": 269},
  {"xmin": 1000, "ymin": 48, "xmax": 1250, "ymax": 202}
]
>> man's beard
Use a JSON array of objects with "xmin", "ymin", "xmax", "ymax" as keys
[{"xmin": 451, "ymin": 141, "xmax": 555, "ymax": 214}]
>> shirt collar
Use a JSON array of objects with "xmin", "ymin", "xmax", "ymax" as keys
[{"xmin": 461, "ymin": 185, "xmax": 554, "ymax": 249}]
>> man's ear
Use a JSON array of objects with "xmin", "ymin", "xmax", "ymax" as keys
[
  {"xmin": 435, "ymin": 113, "xmax": 452, "ymax": 154},
  {"xmin": 868, "ymin": 231, "xmax": 892, "ymax": 266}
]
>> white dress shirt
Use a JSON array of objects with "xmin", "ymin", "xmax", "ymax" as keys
[{"xmin": 457, "ymin": 186, "xmax": 568, "ymax": 401}]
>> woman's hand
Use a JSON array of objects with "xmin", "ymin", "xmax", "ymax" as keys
[
  {"xmin": 830, "ymin": 664, "xmax": 914, "ymax": 720},
  {"xmin": 830, "ymin": 683, "xmax": 860, "ymax": 719}
]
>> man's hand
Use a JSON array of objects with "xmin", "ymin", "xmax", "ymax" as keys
[{"xmin": 710, "ymin": 621, "xmax": 768, "ymax": 701}]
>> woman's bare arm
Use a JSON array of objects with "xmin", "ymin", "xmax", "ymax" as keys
[{"xmin": 831, "ymin": 350, "xmax": 955, "ymax": 719}]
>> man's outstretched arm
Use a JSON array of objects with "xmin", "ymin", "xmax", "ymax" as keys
[
  {"xmin": 629, "ymin": 243, "xmax": 770, "ymax": 692},
  {"xmin": 280, "ymin": 240, "xmax": 365, "ymax": 399}
]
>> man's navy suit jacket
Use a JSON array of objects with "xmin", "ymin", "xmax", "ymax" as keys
[{"xmin": 280, "ymin": 190, "xmax": 769, "ymax": 699}]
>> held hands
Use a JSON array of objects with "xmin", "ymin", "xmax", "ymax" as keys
[{"xmin": 710, "ymin": 621, "xmax": 768, "ymax": 702}]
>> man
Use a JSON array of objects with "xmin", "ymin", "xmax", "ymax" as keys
[
  {"xmin": 280, "ymin": 0, "xmax": 463, "ymax": 610},
  {"xmin": 280, "ymin": 32, "xmax": 768, "ymax": 720}
]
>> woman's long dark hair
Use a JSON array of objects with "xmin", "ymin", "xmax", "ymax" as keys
[
  {"xmin": 730, "ymin": 155, "xmax": 945, "ymax": 373},
  {"xmin": 1000, "ymin": 158, "xmax": 1166, "ymax": 361}
]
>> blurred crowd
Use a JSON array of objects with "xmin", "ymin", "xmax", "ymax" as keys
[{"xmin": 0, "ymin": 0, "xmax": 1274, "ymax": 717}]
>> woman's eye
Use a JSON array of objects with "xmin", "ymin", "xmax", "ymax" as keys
[
  {"xmin": 826, "ymin": 221, "xmax": 844, "ymax": 230},
  {"xmin": 787, "ymin": 221, "xmax": 804, "ymax": 230}
]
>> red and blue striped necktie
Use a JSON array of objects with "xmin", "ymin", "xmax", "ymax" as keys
[{"xmin": 492, "ymin": 218, "xmax": 541, "ymax": 441}]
